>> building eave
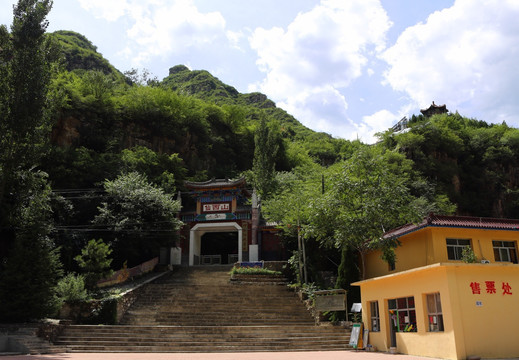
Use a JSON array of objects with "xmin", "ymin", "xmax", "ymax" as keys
[
  {"xmin": 383, "ymin": 214, "xmax": 519, "ymax": 240},
  {"xmin": 184, "ymin": 177, "xmax": 248, "ymax": 190},
  {"xmin": 352, "ymin": 261, "xmax": 519, "ymax": 286}
]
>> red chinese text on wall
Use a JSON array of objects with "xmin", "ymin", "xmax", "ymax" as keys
[{"xmin": 470, "ymin": 281, "xmax": 512, "ymax": 295}]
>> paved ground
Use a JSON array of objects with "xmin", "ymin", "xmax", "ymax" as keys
[{"xmin": 1, "ymin": 351, "xmax": 440, "ymax": 360}]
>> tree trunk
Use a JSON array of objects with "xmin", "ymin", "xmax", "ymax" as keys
[{"xmin": 359, "ymin": 250, "xmax": 367, "ymax": 280}]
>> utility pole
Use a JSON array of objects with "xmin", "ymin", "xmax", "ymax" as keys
[
  {"xmin": 296, "ymin": 216, "xmax": 304, "ymax": 284},
  {"xmin": 297, "ymin": 215, "xmax": 308, "ymax": 284}
]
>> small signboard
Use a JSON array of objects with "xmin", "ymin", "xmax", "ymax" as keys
[
  {"xmin": 351, "ymin": 303, "xmax": 362, "ymax": 312},
  {"xmin": 195, "ymin": 213, "xmax": 236, "ymax": 221},
  {"xmin": 363, "ymin": 329, "xmax": 369, "ymax": 349},
  {"xmin": 313, "ymin": 289, "xmax": 348, "ymax": 322},
  {"xmin": 315, "ymin": 295, "xmax": 346, "ymax": 312},
  {"xmin": 349, "ymin": 323, "xmax": 363, "ymax": 348}
]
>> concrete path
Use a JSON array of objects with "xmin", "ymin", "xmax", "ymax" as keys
[{"xmin": 0, "ymin": 351, "xmax": 439, "ymax": 360}]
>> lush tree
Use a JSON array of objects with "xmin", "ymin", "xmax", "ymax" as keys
[
  {"xmin": 0, "ymin": 170, "xmax": 63, "ymax": 321},
  {"xmin": 121, "ymin": 145, "xmax": 185, "ymax": 192},
  {"xmin": 336, "ymin": 246, "xmax": 360, "ymax": 307},
  {"xmin": 74, "ymin": 238, "xmax": 113, "ymax": 290},
  {"xmin": 252, "ymin": 116, "xmax": 279, "ymax": 199},
  {"xmin": 380, "ymin": 114, "xmax": 519, "ymax": 217},
  {"xmin": 1, "ymin": 0, "xmax": 59, "ymax": 245},
  {"xmin": 79, "ymin": 70, "xmax": 116, "ymax": 106},
  {"xmin": 124, "ymin": 68, "xmax": 159, "ymax": 86},
  {"xmin": 262, "ymin": 165, "xmax": 323, "ymax": 283},
  {"xmin": 0, "ymin": 0, "xmax": 64, "ymax": 321},
  {"xmin": 308, "ymin": 147, "xmax": 425, "ymax": 279},
  {"xmin": 0, "ymin": 0, "xmax": 57, "ymax": 190},
  {"xmin": 93, "ymin": 172, "xmax": 182, "ymax": 266}
]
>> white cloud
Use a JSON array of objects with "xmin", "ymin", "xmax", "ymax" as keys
[
  {"xmin": 78, "ymin": 0, "xmax": 227, "ymax": 68},
  {"xmin": 357, "ymin": 109, "xmax": 401, "ymax": 143},
  {"xmin": 77, "ymin": 0, "xmax": 129, "ymax": 22},
  {"xmin": 226, "ymin": 30, "xmax": 246, "ymax": 51},
  {"xmin": 277, "ymin": 85, "xmax": 351, "ymax": 134},
  {"xmin": 249, "ymin": 0, "xmax": 392, "ymax": 140},
  {"xmin": 382, "ymin": 0, "xmax": 519, "ymax": 124}
]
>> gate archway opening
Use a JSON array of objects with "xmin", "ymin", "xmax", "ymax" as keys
[
  {"xmin": 189, "ymin": 222, "xmax": 242, "ymax": 266},
  {"xmin": 201, "ymin": 232, "xmax": 238, "ymax": 265}
]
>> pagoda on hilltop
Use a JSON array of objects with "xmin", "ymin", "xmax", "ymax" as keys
[{"xmin": 420, "ymin": 101, "xmax": 448, "ymax": 117}]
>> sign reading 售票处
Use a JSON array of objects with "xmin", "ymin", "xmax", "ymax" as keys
[
  {"xmin": 203, "ymin": 203, "xmax": 230, "ymax": 213},
  {"xmin": 469, "ymin": 281, "xmax": 513, "ymax": 295}
]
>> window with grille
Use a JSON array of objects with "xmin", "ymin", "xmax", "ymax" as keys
[
  {"xmin": 426, "ymin": 293, "xmax": 444, "ymax": 332},
  {"xmin": 388, "ymin": 296, "xmax": 416, "ymax": 332},
  {"xmin": 446, "ymin": 238, "xmax": 471, "ymax": 260},
  {"xmin": 370, "ymin": 301, "xmax": 380, "ymax": 332},
  {"xmin": 493, "ymin": 241, "xmax": 518, "ymax": 263}
]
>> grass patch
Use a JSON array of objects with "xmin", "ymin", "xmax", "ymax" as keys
[{"xmin": 230, "ymin": 266, "xmax": 282, "ymax": 276}]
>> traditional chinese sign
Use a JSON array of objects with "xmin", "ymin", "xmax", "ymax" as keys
[
  {"xmin": 202, "ymin": 203, "xmax": 230, "ymax": 213},
  {"xmin": 195, "ymin": 213, "xmax": 236, "ymax": 221},
  {"xmin": 470, "ymin": 281, "xmax": 512, "ymax": 295}
]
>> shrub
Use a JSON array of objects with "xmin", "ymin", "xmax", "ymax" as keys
[
  {"xmin": 75, "ymin": 238, "xmax": 113, "ymax": 290},
  {"xmin": 230, "ymin": 266, "xmax": 282, "ymax": 276},
  {"xmin": 56, "ymin": 273, "xmax": 89, "ymax": 303},
  {"xmin": 461, "ymin": 246, "xmax": 478, "ymax": 263}
]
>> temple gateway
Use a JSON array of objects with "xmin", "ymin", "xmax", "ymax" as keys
[{"xmin": 176, "ymin": 177, "xmax": 285, "ymax": 266}]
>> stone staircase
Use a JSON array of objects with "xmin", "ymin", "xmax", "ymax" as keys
[
  {"xmin": 55, "ymin": 266, "xmax": 351, "ymax": 352},
  {"xmin": 0, "ymin": 324, "xmax": 66, "ymax": 355}
]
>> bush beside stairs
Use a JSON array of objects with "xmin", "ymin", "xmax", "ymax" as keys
[{"xmin": 55, "ymin": 266, "xmax": 352, "ymax": 352}]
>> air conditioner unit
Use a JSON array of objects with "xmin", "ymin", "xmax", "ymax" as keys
[{"xmin": 481, "ymin": 259, "xmax": 490, "ymax": 264}]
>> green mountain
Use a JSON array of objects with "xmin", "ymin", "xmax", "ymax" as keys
[
  {"xmin": 45, "ymin": 31, "xmax": 519, "ymax": 218},
  {"xmin": 50, "ymin": 30, "xmax": 125, "ymax": 82},
  {"xmin": 45, "ymin": 32, "xmax": 352, "ymax": 190},
  {"xmin": 161, "ymin": 64, "xmax": 351, "ymax": 165},
  {"xmin": 163, "ymin": 64, "xmax": 314, "ymax": 136}
]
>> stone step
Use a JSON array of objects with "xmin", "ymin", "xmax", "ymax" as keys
[
  {"xmin": 122, "ymin": 305, "xmax": 312, "ymax": 312},
  {"xmin": 57, "ymin": 333, "xmax": 348, "ymax": 341},
  {"xmin": 134, "ymin": 293, "xmax": 296, "ymax": 298},
  {"xmin": 56, "ymin": 334, "xmax": 349, "ymax": 343},
  {"xmin": 64, "ymin": 345, "xmax": 350, "ymax": 353},
  {"xmin": 59, "ymin": 342, "xmax": 349, "ymax": 350},
  {"xmin": 131, "ymin": 298, "xmax": 301, "ymax": 304},
  {"xmin": 136, "ymin": 286, "xmax": 290, "ymax": 298},
  {"xmin": 120, "ymin": 318, "xmax": 316, "ymax": 326},
  {"xmin": 55, "ymin": 267, "xmax": 352, "ymax": 353},
  {"xmin": 124, "ymin": 316, "xmax": 313, "ymax": 322},
  {"xmin": 1, "ymin": 326, "xmax": 67, "ymax": 355},
  {"xmin": 122, "ymin": 313, "xmax": 312, "ymax": 320},
  {"xmin": 61, "ymin": 325, "xmax": 347, "ymax": 334}
]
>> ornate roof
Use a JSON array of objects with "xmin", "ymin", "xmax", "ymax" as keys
[
  {"xmin": 384, "ymin": 214, "xmax": 519, "ymax": 239},
  {"xmin": 184, "ymin": 177, "xmax": 247, "ymax": 190},
  {"xmin": 420, "ymin": 101, "xmax": 448, "ymax": 117}
]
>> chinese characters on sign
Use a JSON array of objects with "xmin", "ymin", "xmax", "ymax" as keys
[
  {"xmin": 470, "ymin": 281, "xmax": 512, "ymax": 295},
  {"xmin": 202, "ymin": 203, "xmax": 230, "ymax": 213},
  {"xmin": 470, "ymin": 282, "xmax": 481, "ymax": 294},
  {"xmin": 502, "ymin": 282, "xmax": 512, "ymax": 295},
  {"xmin": 485, "ymin": 281, "xmax": 496, "ymax": 294}
]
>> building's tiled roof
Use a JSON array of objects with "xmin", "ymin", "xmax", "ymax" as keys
[
  {"xmin": 384, "ymin": 214, "xmax": 519, "ymax": 239},
  {"xmin": 184, "ymin": 177, "xmax": 247, "ymax": 189}
]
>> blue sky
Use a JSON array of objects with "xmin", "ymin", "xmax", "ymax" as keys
[{"xmin": 2, "ymin": 0, "xmax": 519, "ymax": 143}]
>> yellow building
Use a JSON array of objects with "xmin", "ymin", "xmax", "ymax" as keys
[{"xmin": 353, "ymin": 215, "xmax": 519, "ymax": 360}]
